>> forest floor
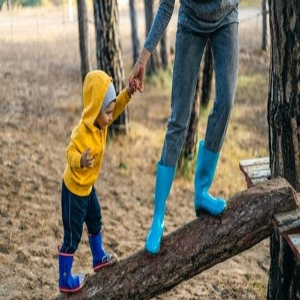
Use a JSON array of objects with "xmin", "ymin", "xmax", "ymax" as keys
[{"xmin": 0, "ymin": 2, "xmax": 271, "ymax": 300}]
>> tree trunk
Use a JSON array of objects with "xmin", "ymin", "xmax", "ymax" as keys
[
  {"xmin": 267, "ymin": 0, "xmax": 300, "ymax": 298},
  {"xmin": 144, "ymin": 0, "xmax": 160, "ymax": 75},
  {"xmin": 159, "ymin": 0, "xmax": 169, "ymax": 69},
  {"xmin": 261, "ymin": 0, "xmax": 268, "ymax": 51},
  {"xmin": 93, "ymin": 0, "xmax": 129, "ymax": 134},
  {"xmin": 160, "ymin": 31, "xmax": 169, "ymax": 69},
  {"xmin": 77, "ymin": 0, "xmax": 92, "ymax": 83},
  {"xmin": 6, "ymin": 0, "xmax": 11, "ymax": 11},
  {"xmin": 201, "ymin": 41, "xmax": 213, "ymax": 108},
  {"xmin": 52, "ymin": 178, "xmax": 298, "ymax": 300},
  {"xmin": 129, "ymin": 0, "xmax": 140, "ymax": 65}
]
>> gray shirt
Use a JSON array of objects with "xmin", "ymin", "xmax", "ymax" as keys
[{"xmin": 144, "ymin": 0, "xmax": 239, "ymax": 53}]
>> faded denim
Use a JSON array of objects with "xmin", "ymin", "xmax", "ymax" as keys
[{"xmin": 159, "ymin": 22, "xmax": 239, "ymax": 167}]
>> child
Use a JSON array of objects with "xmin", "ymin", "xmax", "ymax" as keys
[{"xmin": 58, "ymin": 70, "xmax": 135, "ymax": 293}]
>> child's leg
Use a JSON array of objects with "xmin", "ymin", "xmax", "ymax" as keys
[
  {"xmin": 59, "ymin": 181, "xmax": 86, "ymax": 293},
  {"xmin": 60, "ymin": 181, "xmax": 87, "ymax": 253},
  {"xmin": 85, "ymin": 186, "xmax": 117, "ymax": 272},
  {"xmin": 58, "ymin": 252, "xmax": 85, "ymax": 294}
]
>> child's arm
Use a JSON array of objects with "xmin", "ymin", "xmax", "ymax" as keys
[
  {"xmin": 111, "ymin": 84, "xmax": 136, "ymax": 121},
  {"xmin": 66, "ymin": 127, "xmax": 94, "ymax": 169},
  {"xmin": 126, "ymin": 86, "xmax": 133, "ymax": 98},
  {"xmin": 67, "ymin": 142, "xmax": 94, "ymax": 169},
  {"xmin": 66, "ymin": 143, "xmax": 82, "ymax": 169}
]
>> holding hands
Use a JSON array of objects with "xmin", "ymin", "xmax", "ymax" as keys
[
  {"xmin": 129, "ymin": 60, "xmax": 146, "ymax": 92},
  {"xmin": 128, "ymin": 48, "xmax": 151, "ymax": 92}
]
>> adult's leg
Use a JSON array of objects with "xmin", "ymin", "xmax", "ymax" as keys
[
  {"xmin": 160, "ymin": 24, "xmax": 207, "ymax": 167},
  {"xmin": 145, "ymin": 25, "xmax": 207, "ymax": 254},
  {"xmin": 194, "ymin": 23, "xmax": 239, "ymax": 216},
  {"xmin": 205, "ymin": 23, "xmax": 239, "ymax": 152}
]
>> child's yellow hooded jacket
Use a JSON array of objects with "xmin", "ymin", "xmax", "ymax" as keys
[{"xmin": 63, "ymin": 70, "xmax": 131, "ymax": 196}]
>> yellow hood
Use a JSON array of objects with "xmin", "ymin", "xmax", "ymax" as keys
[{"xmin": 82, "ymin": 70, "xmax": 113, "ymax": 131}]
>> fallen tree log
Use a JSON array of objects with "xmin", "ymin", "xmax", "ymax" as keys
[{"xmin": 52, "ymin": 177, "xmax": 299, "ymax": 300}]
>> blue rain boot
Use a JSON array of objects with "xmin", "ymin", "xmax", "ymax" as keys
[
  {"xmin": 145, "ymin": 163, "xmax": 175, "ymax": 255},
  {"xmin": 194, "ymin": 140, "xmax": 226, "ymax": 217},
  {"xmin": 88, "ymin": 232, "xmax": 117, "ymax": 272},
  {"xmin": 58, "ymin": 252, "xmax": 85, "ymax": 293}
]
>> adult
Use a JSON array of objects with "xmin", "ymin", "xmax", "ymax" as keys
[{"xmin": 129, "ymin": 0, "xmax": 239, "ymax": 255}]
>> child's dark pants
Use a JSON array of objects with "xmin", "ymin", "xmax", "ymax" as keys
[{"xmin": 60, "ymin": 181, "xmax": 102, "ymax": 254}]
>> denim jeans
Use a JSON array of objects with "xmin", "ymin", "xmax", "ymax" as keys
[
  {"xmin": 159, "ymin": 22, "xmax": 239, "ymax": 167},
  {"xmin": 60, "ymin": 181, "xmax": 102, "ymax": 253}
]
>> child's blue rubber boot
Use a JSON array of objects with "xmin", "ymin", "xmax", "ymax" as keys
[
  {"xmin": 88, "ymin": 232, "xmax": 117, "ymax": 272},
  {"xmin": 194, "ymin": 140, "xmax": 226, "ymax": 217},
  {"xmin": 145, "ymin": 163, "xmax": 175, "ymax": 255},
  {"xmin": 58, "ymin": 252, "xmax": 85, "ymax": 293}
]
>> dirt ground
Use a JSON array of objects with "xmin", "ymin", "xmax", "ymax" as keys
[{"xmin": 0, "ymin": 3, "xmax": 271, "ymax": 300}]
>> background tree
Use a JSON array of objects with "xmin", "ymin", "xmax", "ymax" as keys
[
  {"xmin": 201, "ymin": 41, "xmax": 213, "ymax": 108},
  {"xmin": 158, "ymin": 0, "xmax": 169, "ymax": 69},
  {"xmin": 93, "ymin": 0, "xmax": 129, "ymax": 134},
  {"xmin": 144, "ymin": 0, "xmax": 160, "ymax": 75},
  {"xmin": 261, "ymin": 0, "xmax": 268, "ymax": 51},
  {"xmin": 160, "ymin": 31, "xmax": 169, "ymax": 69},
  {"xmin": 77, "ymin": 0, "xmax": 92, "ymax": 83},
  {"xmin": 178, "ymin": 71, "xmax": 200, "ymax": 168},
  {"xmin": 267, "ymin": 0, "xmax": 300, "ymax": 298},
  {"xmin": 129, "ymin": 0, "xmax": 140, "ymax": 65}
]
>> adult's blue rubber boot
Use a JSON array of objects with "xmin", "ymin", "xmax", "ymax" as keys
[
  {"xmin": 88, "ymin": 232, "xmax": 117, "ymax": 272},
  {"xmin": 145, "ymin": 163, "xmax": 175, "ymax": 255},
  {"xmin": 58, "ymin": 252, "xmax": 85, "ymax": 293},
  {"xmin": 194, "ymin": 140, "xmax": 226, "ymax": 217}
]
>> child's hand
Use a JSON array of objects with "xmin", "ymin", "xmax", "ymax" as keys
[
  {"xmin": 80, "ymin": 148, "xmax": 94, "ymax": 168},
  {"xmin": 127, "ymin": 80, "xmax": 138, "ymax": 97}
]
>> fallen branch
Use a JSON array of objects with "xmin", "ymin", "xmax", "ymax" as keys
[{"xmin": 52, "ymin": 177, "xmax": 299, "ymax": 300}]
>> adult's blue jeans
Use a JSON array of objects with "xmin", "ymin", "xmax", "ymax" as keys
[
  {"xmin": 60, "ymin": 181, "xmax": 102, "ymax": 254},
  {"xmin": 160, "ymin": 22, "xmax": 239, "ymax": 167}
]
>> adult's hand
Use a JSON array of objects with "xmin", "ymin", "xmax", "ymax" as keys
[
  {"xmin": 128, "ymin": 48, "xmax": 151, "ymax": 92},
  {"xmin": 129, "ymin": 61, "xmax": 146, "ymax": 92}
]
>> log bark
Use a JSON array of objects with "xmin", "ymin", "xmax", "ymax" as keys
[{"xmin": 52, "ymin": 177, "xmax": 299, "ymax": 300}]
